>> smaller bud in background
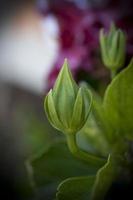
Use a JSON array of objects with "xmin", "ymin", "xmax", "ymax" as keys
[
  {"xmin": 100, "ymin": 23, "xmax": 126, "ymax": 74},
  {"xmin": 44, "ymin": 59, "xmax": 92, "ymax": 134}
]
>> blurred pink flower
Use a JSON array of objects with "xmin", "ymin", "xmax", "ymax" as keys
[{"xmin": 39, "ymin": 0, "xmax": 133, "ymax": 89}]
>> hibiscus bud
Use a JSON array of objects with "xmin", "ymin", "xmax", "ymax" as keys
[
  {"xmin": 100, "ymin": 23, "xmax": 126, "ymax": 71},
  {"xmin": 44, "ymin": 59, "xmax": 92, "ymax": 134}
]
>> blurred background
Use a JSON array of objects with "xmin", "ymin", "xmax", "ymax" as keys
[{"xmin": 0, "ymin": 0, "xmax": 132, "ymax": 199}]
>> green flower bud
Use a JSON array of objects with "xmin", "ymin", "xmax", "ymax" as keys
[
  {"xmin": 44, "ymin": 59, "xmax": 92, "ymax": 134},
  {"xmin": 100, "ymin": 23, "xmax": 126, "ymax": 71}
]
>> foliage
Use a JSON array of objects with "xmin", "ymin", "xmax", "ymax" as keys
[{"xmin": 28, "ymin": 24, "xmax": 133, "ymax": 199}]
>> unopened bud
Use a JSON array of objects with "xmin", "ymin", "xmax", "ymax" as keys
[{"xmin": 44, "ymin": 59, "xmax": 92, "ymax": 134}]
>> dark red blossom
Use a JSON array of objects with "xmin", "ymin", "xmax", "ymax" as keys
[{"xmin": 38, "ymin": 0, "xmax": 133, "ymax": 89}]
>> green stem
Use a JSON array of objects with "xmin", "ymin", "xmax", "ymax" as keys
[
  {"xmin": 66, "ymin": 133, "xmax": 106, "ymax": 166},
  {"xmin": 111, "ymin": 69, "xmax": 116, "ymax": 80}
]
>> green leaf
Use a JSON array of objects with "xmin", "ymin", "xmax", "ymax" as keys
[
  {"xmin": 100, "ymin": 29, "xmax": 109, "ymax": 67},
  {"xmin": 78, "ymin": 84, "xmax": 110, "ymax": 156},
  {"xmin": 79, "ymin": 114, "xmax": 109, "ymax": 157},
  {"xmin": 91, "ymin": 155, "xmax": 116, "ymax": 200},
  {"xmin": 103, "ymin": 59, "xmax": 133, "ymax": 140},
  {"xmin": 45, "ymin": 89, "xmax": 64, "ymax": 131},
  {"xmin": 56, "ymin": 176, "xmax": 95, "ymax": 200},
  {"xmin": 22, "ymin": 112, "xmax": 58, "ymax": 160},
  {"xmin": 71, "ymin": 88, "xmax": 84, "ymax": 130},
  {"xmin": 82, "ymin": 86, "xmax": 92, "ymax": 119},
  {"xmin": 107, "ymin": 22, "xmax": 116, "ymax": 46},
  {"xmin": 109, "ymin": 31, "xmax": 119, "ymax": 63},
  {"xmin": 71, "ymin": 86, "xmax": 92, "ymax": 132},
  {"xmin": 116, "ymin": 30, "xmax": 126, "ymax": 66},
  {"xmin": 91, "ymin": 92, "xmax": 112, "ymax": 144},
  {"xmin": 31, "ymin": 141, "xmax": 99, "ymax": 188}
]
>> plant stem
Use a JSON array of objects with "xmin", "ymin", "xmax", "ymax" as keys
[
  {"xmin": 66, "ymin": 133, "xmax": 106, "ymax": 166},
  {"xmin": 111, "ymin": 69, "xmax": 116, "ymax": 80}
]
